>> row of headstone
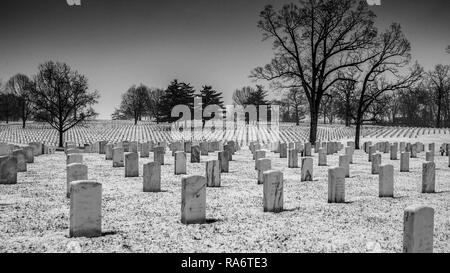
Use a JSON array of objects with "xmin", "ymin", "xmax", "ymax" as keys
[
  {"xmin": 68, "ymin": 177, "xmax": 436, "ymax": 253},
  {"xmin": 0, "ymin": 141, "xmax": 49, "ymax": 185}
]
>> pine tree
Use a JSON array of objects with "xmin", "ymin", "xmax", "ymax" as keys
[
  {"xmin": 246, "ymin": 85, "xmax": 269, "ymax": 122},
  {"xmin": 157, "ymin": 79, "xmax": 195, "ymax": 123},
  {"xmin": 200, "ymin": 85, "xmax": 224, "ymax": 122},
  {"xmin": 246, "ymin": 85, "xmax": 268, "ymax": 106}
]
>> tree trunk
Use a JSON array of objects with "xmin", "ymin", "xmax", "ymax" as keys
[
  {"xmin": 354, "ymin": 109, "xmax": 363, "ymax": 150},
  {"xmin": 295, "ymin": 105, "xmax": 300, "ymax": 126},
  {"xmin": 437, "ymin": 93, "xmax": 442, "ymax": 128},
  {"xmin": 59, "ymin": 130, "xmax": 64, "ymax": 148},
  {"xmin": 309, "ymin": 109, "xmax": 318, "ymax": 145},
  {"xmin": 22, "ymin": 100, "xmax": 26, "ymax": 129},
  {"xmin": 345, "ymin": 98, "xmax": 351, "ymax": 127}
]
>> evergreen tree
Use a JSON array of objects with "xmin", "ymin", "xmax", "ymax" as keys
[
  {"xmin": 157, "ymin": 79, "xmax": 195, "ymax": 123},
  {"xmin": 246, "ymin": 85, "xmax": 268, "ymax": 106},
  {"xmin": 245, "ymin": 85, "xmax": 269, "ymax": 122},
  {"xmin": 200, "ymin": 85, "xmax": 224, "ymax": 122}
]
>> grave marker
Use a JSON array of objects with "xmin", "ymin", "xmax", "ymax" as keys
[
  {"xmin": 328, "ymin": 167, "xmax": 345, "ymax": 203},
  {"xmin": 181, "ymin": 175, "xmax": 206, "ymax": 224},
  {"xmin": 379, "ymin": 165, "xmax": 394, "ymax": 198},
  {"xmin": 66, "ymin": 163, "xmax": 88, "ymax": 198},
  {"xmin": 175, "ymin": 152, "xmax": 187, "ymax": 175},
  {"xmin": 318, "ymin": 149, "xmax": 327, "ymax": 166},
  {"xmin": 403, "ymin": 205, "xmax": 434, "ymax": 253},
  {"xmin": 255, "ymin": 150, "xmax": 266, "ymax": 170},
  {"xmin": 257, "ymin": 158, "xmax": 271, "ymax": 185},
  {"xmin": 301, "ymin": 157, "xmax": 313, "ymax": 182},
  {"xmin": 288, "ymin": 149, "xmax": 299, "ymax": 168},
  {"xmin": 113, "ymin": 147, "xmax": 124, "ymax": 167},
  {"xmin": 69, "ymin": 180, "xmax": 102, "ymax": 238},
  {"xmin": 218, "ymin": 151, "xmax": 229, "ymax": 173},
  {"xmin": 263, "ymin": 170, "xmax": 283, "ymax": 213},
  {"xmin": 206, "ymin": 160, "xmax": 221, "ymax": 187},
  {"xmin": 12, "ymin": 150, "xmax": 27, "ymax": 172},
  {"xmin": 0, "ymin": 156, "xmax": 17, "ymax": 185},
  {"xmin": 125, "ymin": 152, "xmax": 139, "ymax": 177},
  {"xmin": 371, "ymin": 153, "xmax": 381, "ymax": 175},
  {"xmin": 191, "ymin": 145, "xmax": 201, "ymax": 163},
  {"xmin": 339, "ymin": 155, "xmax": 350, "ymax": 178},
  {"xmin": 143, "ymin": 162, "xmax": 161, "ymax": 192},
  {"xmin": 422, "ymin": 162, "xmax": 435, "ymax": 193}
]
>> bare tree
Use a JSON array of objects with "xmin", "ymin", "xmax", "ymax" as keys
[
  {"xmin": 0, "ymin": 79, "xmax": 20, "ymax": 124},
  {"xmin": 31, "ymin": 61, "xmax": 99, "ymax": 147},
  {"xmin": 286, "ymin": 87, "xmax": 307, "ymax": 125},
  {"xmin": 352, "ymin": 23, "xmax": 422, "ymax": 149},
  {"xmin": 118, "ymin": 84, "xmax": 150, "ymax": 125},
  {"xmin": 232, "ymin": 86, "xmax": 254, "ymax": 106},
  {"xmin": 5, "ymin": 74, "xmax": 33, "ymax": 128},
  {"xmin": 251, "ymin": 0, "xmax": 378, "ymax": 144},
  {"xmin": 428, "ymin": 64, "xmax": 450, "ymax": 128},
  {"xmin": 146, "ymin": 87, "xmax": 165, "ymax": 123}
]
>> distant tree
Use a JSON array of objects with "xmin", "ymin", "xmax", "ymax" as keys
[
  {"xmin": 158, "ymin": 80, "xmax": 195, "ymax": 123},
  {"xmin": 352, "ymin": 23, "xmax": 422, "ymax": 149},
  {"xmin": 117, "ymin": 84, "xmax": 150, "ymax": 125},
  {"xmin": 245, "ymin": 85, "xmax": 269, "ymax": 122},
  {"xmin": 5, "ymin": 74, "xmax": 34, "ymax": 128},
  {"xmin": 232, "ymin": 86, "xmax": 254, "ymax": 106},
  {"xmin": 286, "ymin": 88, "xmax": 307, "ymax": 125},
  {"xmin": 0, "ymin": 92, "xmax": 20, "ymax": 124},
  {"xmin": 30, "ymin": 61, "xmax": 99, "ymax": 147},
  {"xmin": 428, "ymin": 64, "xmax": 450, "ymax": 128},
  {"xmin": 200, "ymin": 85, "xmax": 224, "ymax": 124},
  {"xmin": 332, "ymin": 71, "xmax": 358, "ymax": 127},
  {"xmin": 320, "ymin": 94, "xmax": 336, "ymax": 124},
  {"xmin": 146, "ymin": 87, "xmax": 165, "ymax": 123},
  {"xmin": 111, "ymin": 108, "xmax": 127, "ymax": 120}
]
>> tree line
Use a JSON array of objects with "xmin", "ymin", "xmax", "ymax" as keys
[
  {"xmin": 0, "ymin": 61, "xmax": 99, "ymax": 147},
  {"xmin": 113, "ymin": 80, "xmax": 225, "ymax": 124}
]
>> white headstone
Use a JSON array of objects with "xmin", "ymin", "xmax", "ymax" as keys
[
  {"xmin": 379, "ymin": 165, "xmax": 394, "ymax": 198},
  {"xmin": 257, "ymin": 158, "xmax": 271, "ymax": 185},
  {"xmin": 113, "ymin": 147, "xmax": 124, "ymax": 168},
  {"xmin": 400, "ymin": 152, "xmax": 410, "ymax": 172},
  {"xmin": 371, "ymin": 153, "xmax": 381, "ymax": 174},
  {"xmin": 143, "ymin": 162, "xmax": 161, "ymax": 192},
  {"xmin": 328, "ymin": 167, "xmax": 345, "ymax": 203},
  {"xmin": 422, "ymin": 162, "xmax": 435, "ymax": 193},
  {"xmin": 403, "ymin": 205, "xmax": 434, "ymax": 253},
  {"xmin": 0, "ymin": 156, "xmax": 17, "ymax": 185},
  {"xmin": 181, "ymin": 175, "xmax": 206, "ymax": 224},
  {"xmin": 175, "ymin": 152, "xmax": 187, "ymax": 175},
  {"xmin": 69, "ymin": 180, "xmax": 102, "ymax": 238},
  {"xmin": 66, "ymin": 163, "xmax": 88, "ymax": 198},
  {"xmin": 125, "ymin": 152, "xmax": 139, "ymax": 177},
  {"xmin": 263, "ymin": 170, "xmax": 283, "ymax": 213},
  {"xmin": 206, "ymin": 160, "xmax": 221, "ymax": 187},
  {"xmin": 288, "ymin": 149, "xmax": 298, "ymax": 168},
  {"xmin": 301, "ymin": 157, "xmax": 313, "ymax": 182}
]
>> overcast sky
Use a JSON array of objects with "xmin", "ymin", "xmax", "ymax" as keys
[{"xmin": 0, "ymin": 0, "xmax": 449, "ymax": 119}]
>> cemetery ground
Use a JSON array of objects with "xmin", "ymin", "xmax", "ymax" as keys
[{"xmin": 0, "ymin": 134, "xmax": 449, "ymax": 253}]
